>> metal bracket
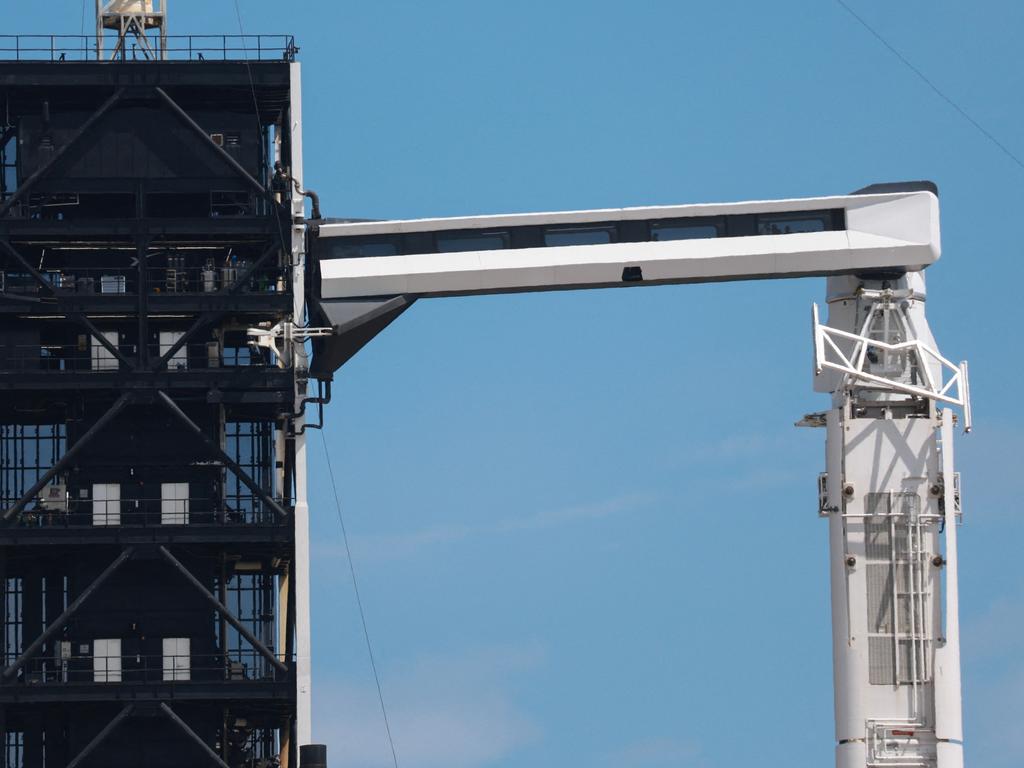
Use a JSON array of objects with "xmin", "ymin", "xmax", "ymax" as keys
[{"xmin": 247, "ymin": 321, "xmax": 333, "ymax": 367}]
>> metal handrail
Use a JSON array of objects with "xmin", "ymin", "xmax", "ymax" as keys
[
  {"xmin": 0, "ymin": 342, "xmax": 272, "ymax": 372},
  {"xmin": 0, "ymin": 265, "xmax": 287, "ymax": 297},
  {"xmin": 0, "ymin": 34, "xmax": 297, "ymax": 63},
  {"xmin": 10, "ymin": 649, "xmax": 293, "ymax": 685},
  {"xmin": 13, "ymin": 497, "xmax": 287, "ymax": 528}
]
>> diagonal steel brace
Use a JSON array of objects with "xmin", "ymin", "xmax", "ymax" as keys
[
  {"xmin": 158, "ymin": 546, "xmax": 288, "ymax": 675},
  {"xmin": 0, "ymin": 88, "xmax": 126, "ymax": 218},
  {"xmin": 3, "ymin": 392, "xmax": 134, "ymax": 522},
  {"xmin": 66, "ymin": 704, "xmax": 135, "ymax": 768},
  {"xmin": 159, "ymin": 703, "xmax": 231, "ymax": 768},
  {"xmin": 2, "ymin": 546, "xmax": 136, "ymax": 679},
  {"xmin": 155, "ymin": 391, "xmax": 289, "ymax": 519}
]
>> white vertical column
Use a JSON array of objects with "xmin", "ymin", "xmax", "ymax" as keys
[
  {"xmin": 289, "ymin": 60, "xmax": 314, "ymax": 746},
  {"xmin": 934, "ymin": 410, "xmax": 964, "ymax": 768}
]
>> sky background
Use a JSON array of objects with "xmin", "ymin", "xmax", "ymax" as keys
[{"xmin": 10, "ymin": 2, "xmax": 1024, "ymax": 766}]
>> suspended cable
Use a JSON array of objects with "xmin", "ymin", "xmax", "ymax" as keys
[
  {"xmin": 834, "ymin": 0, "xmax": 1024, "ymax": 173},
  {"xmin": 320, "ymin": 428, "xmax": 401, "ymax": 768}
]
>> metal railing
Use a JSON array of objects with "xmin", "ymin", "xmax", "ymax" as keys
[
  {"xmin": 0, "ymin": 342, "xmax": 273, "ymax": 373},
  {"xmin": 0, "ymin": 35, "xmax": 297, "ymax": 63},
  {"xmin": 12, "ymin": 649, "xmax": 290, "ymax": 685},
  {"xmin": 14, "ymin": 495, "xmax": 285, "ymax": 527},
  {"xmin": 0, "ymin": 264, "xmax": 286, "ymax": 297}
]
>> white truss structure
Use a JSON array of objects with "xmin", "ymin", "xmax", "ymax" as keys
[
  {"xmin": 812, "ymin": 300, "xmax": 972, "ymax": 432},
  {"xmin": 96, "ymin": 0, "xmax": 168, "ymax": 61}
]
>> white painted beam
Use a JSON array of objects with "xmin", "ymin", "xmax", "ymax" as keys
[{"xmin": 317, "ymin": 190, "xmax": 939, "ymax": 300}]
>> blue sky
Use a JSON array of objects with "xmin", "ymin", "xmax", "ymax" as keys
[{"xmin": 11, "ymin": 2, "xmax": 1024, "ymax": 766}]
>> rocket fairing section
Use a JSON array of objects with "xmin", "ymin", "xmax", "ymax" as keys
[
  {"xmin": 819, "ymin": 272, "xmax": 965, "ymax": 768},
  {"xmin": 307, "ymin": 183, "xmax": 967, "ymax": 768}
]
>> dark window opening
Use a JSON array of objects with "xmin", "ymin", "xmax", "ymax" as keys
[
  {"xmin": 27, "ymin": 192, "xmax": 134, "ymax": 220},
  {"xmin": 3, "ymin": 730, "xmax": 23, "ymax": 768},
  {"xmin": 317, "ymin": 208, "xmax": 846, "ymax": 260},
  {"xmin": 224, "ymin": 420, "xmax": 276, "ymax": 523},
  {"xmin": 437, "ymin": 232, "xmax": 510, "ymax": 253},
  {"xmin": 651, "ymin": 221, "xmax": 719, "ymax": 241},
  {"xmin": 544, "ymin": 227, "xmax": 614, "ymax": 246},
  {"xmin": 326, "ymin": 239, "xmax": 399, "ymax": 259},
  {"xmin": 220, "ymin": 572, "xmax": 277, "ymax": 657},
  {"xmin": 4, "ymin": 577, "xmax": 23, "ymax": 668},
  {"xmin": 1, "ymin": 130, "xmax": 17, "ymax": 203},
  {"xmin": 757, "ymin": 212, "xmax": 832, "ymax": 235},
  {"xmin": 1, "ymin": 424, "xmax": 66, "ymax": 511},
  {"xmin": 147, "ymin": 193, "xmax": 211, "ymax": 219},
  {"xmin": 211, "ymin": 190, "xmax": 254, "ymax": 218}
]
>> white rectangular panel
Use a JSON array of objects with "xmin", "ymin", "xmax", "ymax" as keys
[
  {"xmin": 159, "ymin": 331, "xmax": 188, "ymax": 370},
  {"xmin": 162, "ymin": 637, "xmax": 190, "ymax": 681},
  {"xmin": 160, "ymin": 482, "xmax": 189, "ymax": 525},
  {"xmin": 92, "ymin": 483, "xmax": 120, "ymax": 526},
  {"xmin": 91, "ymin": 331, "xmax": 119, "ymax": 371},
  {"xmin": 93, "ymin": 638, "xmax": 122, "ymax": 683}
]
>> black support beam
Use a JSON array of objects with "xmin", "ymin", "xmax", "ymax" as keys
[
  {"xmin": 2, "ymin": 546, "xmax": 136, "ymax": 680},
  {"xmin": 156, "ymin": 390, "xmax": 290, "ymax": 519},
  {"xmin": 3, "ymin": 391, "xmax": 134, "ymax": 522},
  {"xmin": 159, "ymin": 703, "xmax": 232, "ymax": 768},
  {"xmin": 66, "ymin": 704, "xmax": 135, "ymax": 768},
  {"xmin": 158, "ymin": 545, "xmax": 288, "ymax": 675},
  {"xmin": 0, "ymin": 88, "xmax": 125, "ymax": 218},
  {"xmin": 154, "ymin": 87, "xmax": 269, "ymax": 197}
]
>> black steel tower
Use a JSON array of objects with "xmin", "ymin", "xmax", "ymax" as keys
[{"xmin": 1, "ymin": 32, "xmax": 307, "ymax": 768}]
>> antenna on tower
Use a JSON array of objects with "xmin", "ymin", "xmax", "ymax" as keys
[{"xmin": 96, "ymin": 0, "xmax": 168, "ymax": 61}]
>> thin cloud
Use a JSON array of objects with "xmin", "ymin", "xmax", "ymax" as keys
[
  {"xmin": 315, "ymin": 644, "xmax": 543, "ymax": 768},
  {"xmin": 316, "ymin": 492, "xmax": 659, "ymax": 563},
  {"xmin": 603, "ymin": 737, "xmax": 707, "ymax": 767}
]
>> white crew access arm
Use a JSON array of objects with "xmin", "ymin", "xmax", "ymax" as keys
[
  {"xmin": 305, "ymin": 186, "xmax": 939, "ymax": 376},
  {"xmin": 314, "ymin": 188, "xmax": 939, "ymax": 300}
]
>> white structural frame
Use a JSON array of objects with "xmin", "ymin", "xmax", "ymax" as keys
[
  {"xmin": 95, "ymin": 0, "xmax": 168, "ymax": 61},
  {"xmin": 812, "ymin": 301, "xmax": 972, "ymax": 432},
  {"xmin": 318, "ymin": 189, "xmax": 938, "ymax": 298},
  {"xmin": 305, "ymin": 186, "xmax": 967, "ymax": 768}
]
